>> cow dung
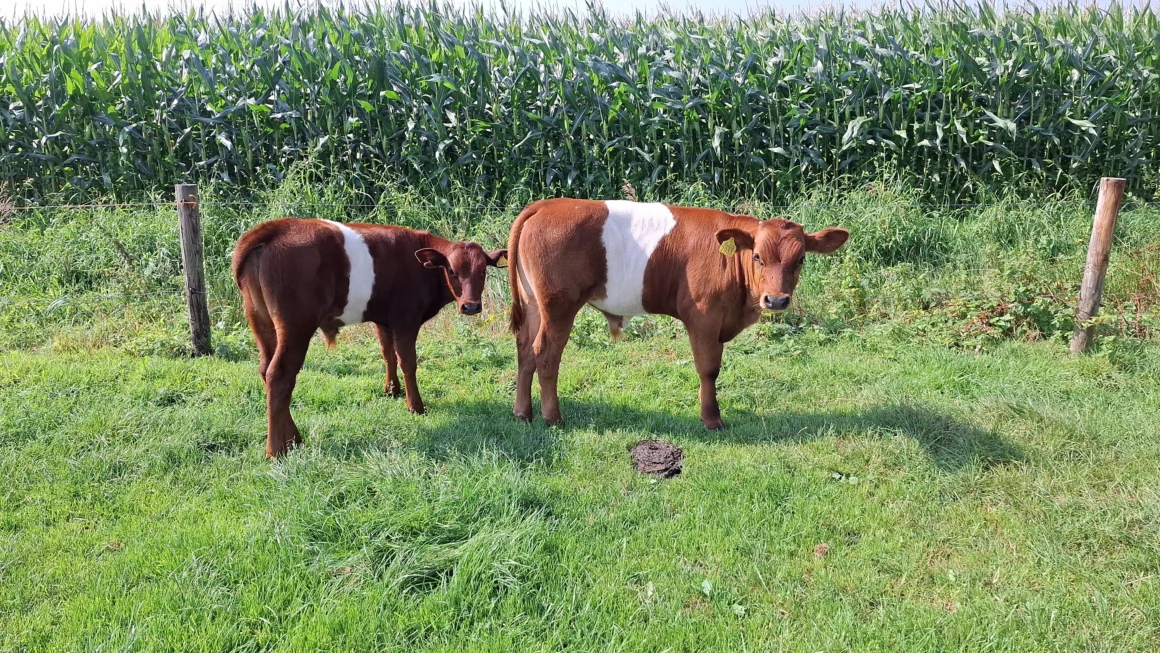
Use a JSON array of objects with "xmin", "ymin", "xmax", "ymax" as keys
[{"xmin": 630, "ymin": 439, "xmax": 684, "ymax": 478}]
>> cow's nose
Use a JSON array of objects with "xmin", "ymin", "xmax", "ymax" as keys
[
  {"xmin": 461, "ymin": 302, "xmax": 482, "ymax": 315},
  {"xmin": 762, "ymin": 294, "xmax": 790, "ymax": 311}
]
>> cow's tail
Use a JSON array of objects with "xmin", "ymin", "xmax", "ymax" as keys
[
  {"xmin": 231, "ymin": 221, "xmax": 283, "ymax": 291},
  {"xmin": 507, "ymin": 201, "xmax": 542, "ymax": 334}
]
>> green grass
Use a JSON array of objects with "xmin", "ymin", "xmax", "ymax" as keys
[
  {"xmin": 2, "ymin": 318, "xmax": 1159, "ymax": 650},
  {"xmin": 2, "ymin": 182, "xmax": 1158, "ymax": 649}
]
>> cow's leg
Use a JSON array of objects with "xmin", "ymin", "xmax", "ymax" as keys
[
  {"xmin": 687, "ymin": 325, "xmax": 726, "ymax": 430},
  {"xmin": 240, "ymin": 279, "xmax": 276, "ymax": 382},
  {"xmin": 533, "ymin": 300, "xmax": 582, "ymax": 426},
  {"xmin": 393, "ymin": 327, "xmax": 425, "ymax": 414},
  {"xmin": 248, "ymin": 309, "xmax": 277, "ymax": 383},
  {"xmin": 374, "ymin": 323, "xmax": 402, "ymax": 398},
  {"xmin": 514, "ymin": 300, "xmax": 541, "ymax": 422},
  {"xmin": 265, "ymin": 326, "xmax": 312, "ymax": 457}
]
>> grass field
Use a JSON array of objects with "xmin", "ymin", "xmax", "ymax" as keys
[
  {"xmin": 2, "ymin": 314, "xmax": 1159, "ymax": 650},
  {"xmin": 2, "ymin": 1, "xmax": 1159, "ymax": 643},
  {"xmin": 2, "ymin": 182, "xmax": 1159, "ymax": 649}
]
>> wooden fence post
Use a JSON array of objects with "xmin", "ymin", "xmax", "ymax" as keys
[
  {"xmin": 177, "ymin": 183, "xmax": 212, "ymax": 356},
  {"xmin": 1069, "ymin": 177, "xmax": 1126, "ymax": 354}
]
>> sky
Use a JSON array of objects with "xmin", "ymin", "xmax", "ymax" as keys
[{"xmin": 2, "ymin": 0, "xmax": 882, "ymax": 21}]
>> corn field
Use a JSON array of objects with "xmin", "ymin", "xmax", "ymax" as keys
[{"xmin": 0, "ymin": 1, "xmax": 1158, "ymax": 202}]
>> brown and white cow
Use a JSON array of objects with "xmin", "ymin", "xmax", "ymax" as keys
[
  {"xmin": 232, "ymin": 218, "xmax": 506, "ymax": 457},
  {"xmin": 506, "ymin": 199, "xmax": 848, "ymax": 430}
]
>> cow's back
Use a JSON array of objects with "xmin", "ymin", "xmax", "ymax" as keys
[
  {"xmin": 515, "ymin": 198, "xmax": 694, "ymax": 318},
  {"xmin": 512, "ymin": 199, "xmax": 609, "ymax": 308}
]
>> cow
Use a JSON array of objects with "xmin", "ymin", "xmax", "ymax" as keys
[
  {"xmin": 232, "ymin": 218, "xmax": 507, "ymax": 457},
  {"xmin": 506, "ymin": 199, "xmax": 848, "ymax": 430}
]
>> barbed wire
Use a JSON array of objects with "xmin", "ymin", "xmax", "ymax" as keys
[
  {"xmin": 174, "ymin": 199, "xmax": 1131, "ymax": 210},
  {"xmin": 8, "ymin": 198, "xmax": 1159, "ymax": 212},
  {"xmin": 7, "ymin": 201, "xmax": 193, "ymax": 211}
]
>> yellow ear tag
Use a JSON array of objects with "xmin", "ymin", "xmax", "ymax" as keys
[
  {"xmin": 496, "ymin": 256, "xmax": 508, "ymax": 268},
  {"xmin": 719, "ymin": 237, "xmax": 737, "ymax": 257}
]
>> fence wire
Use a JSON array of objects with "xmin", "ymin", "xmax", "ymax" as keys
[{"xmin": 8, "ymin": 198, "xmax": 1159, "ymax": 213}]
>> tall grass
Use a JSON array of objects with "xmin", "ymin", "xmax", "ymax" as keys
[
  {"xmin": 0, "ymin": 1, "xmax": 1157, "ymax": 202},
  {"xmin": 3, "ymin": 171, "xmax": 1158, "ymax": 354}
]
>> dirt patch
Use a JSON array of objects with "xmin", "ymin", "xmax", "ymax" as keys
[{"xmin": 630, "ymin": 439, "xmax": 683, "ymax": 478}]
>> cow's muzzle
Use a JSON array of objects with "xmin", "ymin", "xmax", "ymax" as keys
[
  {"xmin": 762, "ymin": 294, "xmax": 790, "ymax": 311},
  {"xmin": 460, "ymin": 302, "xmax": 482, "ymax": 315}
]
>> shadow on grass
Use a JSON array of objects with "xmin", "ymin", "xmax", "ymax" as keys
[
  {"xmin": 721, "ymin": 404, "xmax": 1025, "ymax": 471},
  {"xmin": 410, "ymin": 401, "xmax": 565, "ymax": 466},
  {"xmin": 410, "ymin": 398, "xmax": 1023, "ymax": 472}
]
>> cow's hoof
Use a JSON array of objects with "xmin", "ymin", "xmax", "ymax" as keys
[
  {"xmin": 266, "ymin": 436, "xmax": 300, "ymax": 459},
  {"xmin": 408, "ymin": 405, "xmax": 426, "ymax": 415},
  {"xmin": 386, "ymin": 383, "xmax": 403, "ymax": 398},
  {"xmin": 515, "ymin": 412, "xmax": 533, "ymax": 423},
  {"xmin": 545, "ymin": 417, "xmax": 565, "ymax": 428},
  {"xmin": 703, "ymin": 418, "xmax": 725, "ymax": 431}
]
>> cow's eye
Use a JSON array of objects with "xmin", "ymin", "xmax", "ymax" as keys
[
  {"xmin": 447, "ymin": 269, "xmax": 458, "ymax": 279},
  {"xmin": 753, "ymin": 254, "xmax": 762, "ymax": 264}
]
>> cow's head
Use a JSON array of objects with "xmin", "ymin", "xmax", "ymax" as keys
[
  {"xmin": 415, "ymin": 242, "xmax": 507, "ymax": 315},
  {"xmin": 715, "ymin": 219, "xmax": 848, "ymax": 312}
]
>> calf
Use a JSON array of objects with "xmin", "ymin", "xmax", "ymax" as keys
[
  {"xmin": 506, "ymin": 199, "xmax": 848, "ymax": 429},
  {"xmin": 232, "ymin": 218, "xmax": 506, "ymax": 457}
]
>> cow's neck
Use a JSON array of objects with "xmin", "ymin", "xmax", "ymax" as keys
[{"xmin": 730, "ymin": 250, "xmax": 762, "ymax": 311}]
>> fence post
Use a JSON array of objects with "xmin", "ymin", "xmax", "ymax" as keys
[
  {"xmin": 177, "ymin": 183, "xmax": 212, "ymax": 356},
  {"xmin": 1069, "ymin": 177, "xmax": 1126, "ymax": 354}
]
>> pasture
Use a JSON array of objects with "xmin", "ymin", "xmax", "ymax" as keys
[
  {"xmin": 1, "ymin": 324, "xmax": 1158, "ymax": 650},
  {"xmin": 3, "ymin": 0, "xmax": 1160, "ymax": 648},
  {"xmin": 1, "ymin": 186, "xmax": 1159, "ymax": 650}
]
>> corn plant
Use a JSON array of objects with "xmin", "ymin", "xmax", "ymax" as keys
[{"xmin": 0, "ymin": 1, "xmax": 1157, "ymax": 202}]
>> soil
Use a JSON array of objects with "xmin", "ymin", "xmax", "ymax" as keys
[{"xmin": 630, "ymin": 439, "xmax": 684, "ymax": 478}]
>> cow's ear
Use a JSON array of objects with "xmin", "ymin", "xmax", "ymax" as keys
[
  {"xmin": 485, "ymin": 249, "xmax": 509, "ymax": 268},
  {"xmin": 805, "ymin": 228, "xmax": 849, "ymax": 254},
  {"xmin": 415, "ymin": 248, "xmax": 449, "ymax": 269},
  {"xmin": 715, "ymin": 228, "xmax": 755, "ymax": 254}
]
